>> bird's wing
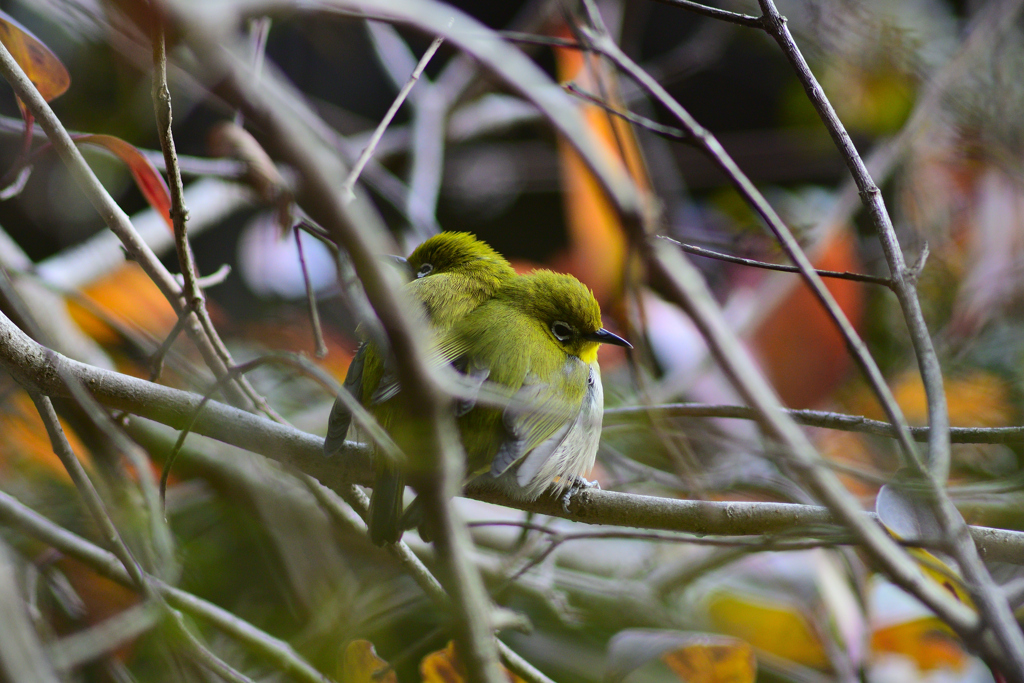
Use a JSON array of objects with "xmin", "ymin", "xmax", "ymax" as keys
[
  {"xmin": 323, "ymin": 342, "xmax": 367, "ymax": 456},
  {"xmin": 490, "ymin": 361, "xmax": 588, "ymax": 480},
  {"xmin": 452, "ymin": 355, "xmax": 490, "ymax": 417},
  {"xmin": 369, "ymin": 331, "xmax": 471, "ymax": 405},
  {"xmin": 368, "ymin": 356, "xmax": 400, "ymax": 405},
  {"xmin": 432, "ymin": 303, "xmax": 588, "ymax": 480},
  {"xmin": 368, "ymin": 277, "xmax": 468, "ymax": 405}
]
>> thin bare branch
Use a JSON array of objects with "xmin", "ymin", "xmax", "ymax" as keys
[
  {"xmin": 583, "ymin": 29, "xmax": 922, "ymax": 473},
  {"xmin": 149, "ymin": 312, "xmax": 190, "ymax": 382},
  {"xmin": 153, "ymin": 21, "xmax": 201, "ymax": 317},
  {"xmin": 564, "ymin": 82, "xmax": 689, "ymax": 141},
  {"xmin": 498, "ymin": 31, "xmax": 583, "ymax": 49},
  {"xmin": 656, "ymin": 236, "xmax": 893, "ymax": 288},
  {"xmin": 294, "ymin": 227, "xmax": 328, "ymax": 357},
  {"xmin": 646, "ymin": 0, "xmax": 764, "ymax": 28},
  {"xmin": 605, "ymin": 402, "xmax": 1024, "ymax": 444},
  {"xmin": 153, "ymin": 19, "xmax": 274, "ymax": 416},
  {"xmin": 341, "ymin": 34, "xmax": 445, "ymax": 201},
  {"xmin": 0, "ymin": 38, "xmax": 257, "ymax": 410},
  {"xmin": 365, "ymin": 21, "xmax": 447, "ymax": 238},
  {"xmin": 29, "ymin": 391, "xmax": 150, "ymax": 592}
]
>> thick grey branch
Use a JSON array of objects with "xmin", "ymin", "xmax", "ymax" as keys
[
  {"xmin": 0, "ymin": 308, "xmax": 1021, "ymax": 564},
  {"xmin": 0, "ymin": 38, "xmax": 254, "ymax": 409}
]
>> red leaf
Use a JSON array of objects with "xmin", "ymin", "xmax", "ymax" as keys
[{"xmin": 73, "ymin": 134, "xmax": 173, "ymax": 232}]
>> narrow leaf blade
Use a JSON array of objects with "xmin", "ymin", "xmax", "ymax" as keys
[{"xmin": 73, "ymin": 134, "xmax": 173, "ymax": 232}]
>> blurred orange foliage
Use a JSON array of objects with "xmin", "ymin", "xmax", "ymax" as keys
[
  {"xmin": 871, "ymin": 617, "xmax": 968, "ymax": 672},
  {"xmin": 421, "ymin": 641, "xmax": 527, "ymax": 683},
  {"xmin": 661, "ymin": 635, "xmax": 757, "ymax": 683},
  {"xmin": 752, "ymin": 229, "xmax": 865, "ymax": 409},
  {"xmin": 551, "ymin": 24, "xmax": 644, "ymax": 308}
]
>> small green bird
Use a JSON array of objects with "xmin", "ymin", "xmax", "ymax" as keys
[
  {"xmin": 441, "ymin": 269, "xmax": 631, "ymax": 502},
  {"xmin": 323, "ymin": 232, "xmax": 516, "ymax": 544}
]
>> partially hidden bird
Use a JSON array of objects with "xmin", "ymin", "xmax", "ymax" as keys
[
  {"xmin": 323, "ymin": 232, "xmax": 516, "ymax": 544},
  {"xmin": 440, "ymin": 269, "xmax": 631, "ymax": 504},
  {"xmin": 394, "ymin": 269, "xmax": 632, "ymax": 542}
]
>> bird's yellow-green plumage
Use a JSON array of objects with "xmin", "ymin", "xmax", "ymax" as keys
[
  {"xmin": 355, "ymin": 231, "xmax": 517, "ymax": 408},
  {"xmin": 323, "ymin": 232, "xmax": 516, "ymax": 544},
  {"xmin": 438, "ymin": 269, "xmax": 631, "ymax": 500}
]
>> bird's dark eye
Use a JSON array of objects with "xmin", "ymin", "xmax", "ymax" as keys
[
  {"xmin": 551, "ymin": 321, "xmax": 573, "ymax": 341},
  {"xmin": 416, "ymin": 263, "xmax": 434, "ymax": 278}
]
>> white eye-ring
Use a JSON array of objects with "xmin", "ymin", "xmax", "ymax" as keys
[
  {"xmin": 551, "ymin": 321, "xmax": 573, "ymax": 341},
  {"xmin": 416, "ymin": 263, "xmax": 434, "ymax": 278}
]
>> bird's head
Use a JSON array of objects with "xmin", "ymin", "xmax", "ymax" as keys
[
  {"xmin": 511, "ymin": 270, "xmax": 631, "ymax": 364},
  {"xmin": 402, "ymin": 232, "xmax": 515, "ymax": 286}
]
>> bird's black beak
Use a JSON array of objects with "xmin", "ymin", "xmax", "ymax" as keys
[
  {"xmin": 388, "ymin": 255, "xmax": 408, "ymax": 266},
  {"xmin": 587, "ymin": 328, "xmax": 632, "ymax": 349}
]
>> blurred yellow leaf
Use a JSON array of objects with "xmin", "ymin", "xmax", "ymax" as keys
[
  {"xmin": 857, "ymin": 369, "xmax": 1012, "ymax": 428},
  {"xmin": 661, "ymin": 635, "xmax": 756, "ymax": 683},
  {"xmin": 908, "ymin": 547, "xmax": 975, "ymax": 608},
  {"xmin": 421, "ymin": 641, "xmax": 526, "ymax": 683},
  {"xmin": 707, "ymin": 592, "xmax": 830, "ymax": 670},
  {"xmin": 342, "ymin": 640, "xmax": 395, "ymax": 683},
  {"xmin": 0, "ymin": 9, "xmax": 70, "ymax": 102},
  {"xmin": 871, "ymin": 617, "xmax": 967, "ymax": 672}
]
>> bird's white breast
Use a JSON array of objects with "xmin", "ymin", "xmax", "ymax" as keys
[{"xmin": 515, "ymin": 362, "xmax": 604, "ymax": 499}]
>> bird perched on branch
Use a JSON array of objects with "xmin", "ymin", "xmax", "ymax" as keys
[
  {"xmin": 442, "ymin": 269, "xmax": 631, "ymax": 502},
  {"xmin": 323, "ymin": 232, "xmax": 516, "ymax": 544},
  {"xmin": 396, "ymin": 270, "xmax": 631, "ymax": 542},
  {"xmin": 324, "ymin": 235, "xmax": 630, "ymax": 545}
]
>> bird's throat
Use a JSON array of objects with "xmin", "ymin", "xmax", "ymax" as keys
[{"xmin": 579, "ymin": 343, "xmax": 599, "ymax": 365}]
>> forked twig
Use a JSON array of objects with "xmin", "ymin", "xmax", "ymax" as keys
[
  {"xmin": 755, "ymin": 0, "xmax": 1024, "ymax": 671},
  {"xmin": 341, "ymin": 33, "xmax": 446, "ymax": 201},
  {"xmin": 581, "ymin": 28, "xmax": 922, "ymax": 473}
]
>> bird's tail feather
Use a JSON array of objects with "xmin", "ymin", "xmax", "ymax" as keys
[{"xmin": 368, "ymin": 464, "xmax": 405, "ymax": 545}]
